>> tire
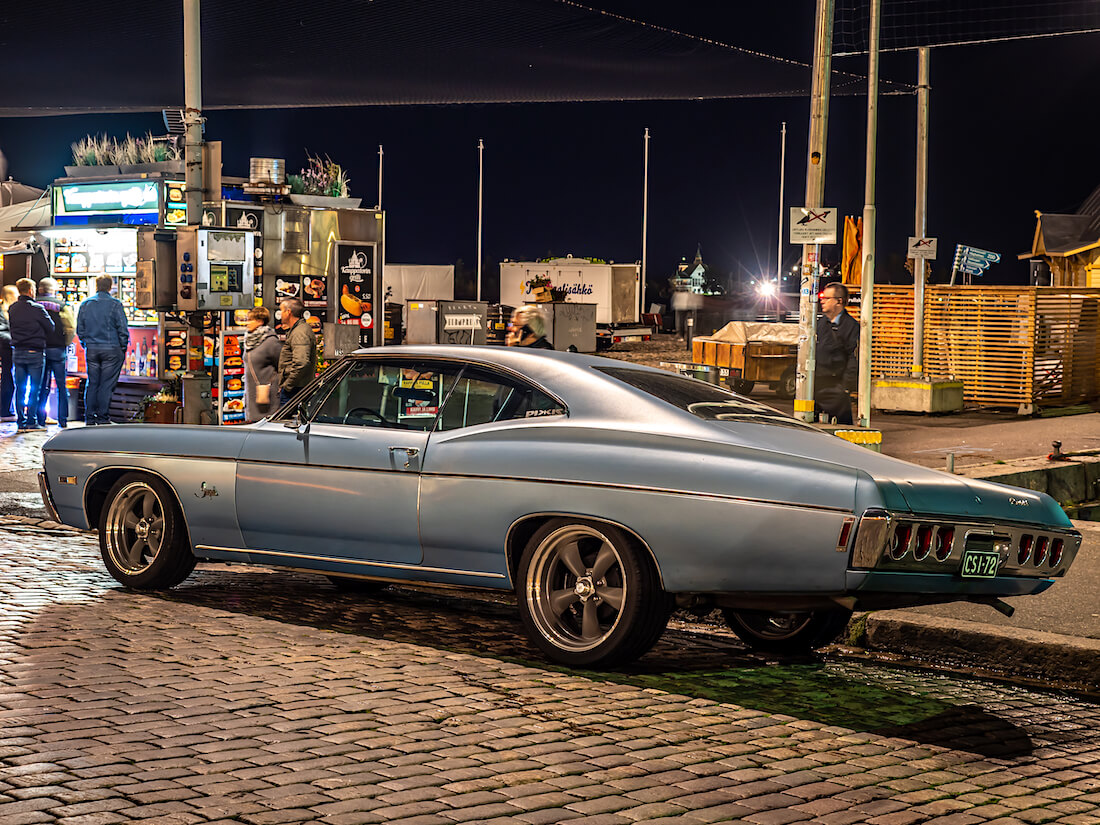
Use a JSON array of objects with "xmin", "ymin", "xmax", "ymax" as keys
[
  {"xmin": 775, "ymin": 367, "xmax": 797, "ymax": 400},
  {"xmin": 517, "ymin": 518, "xmax": 671, "ymax": 667},
  {"xmin": 99, "ymin": 472, "xmax": 195, "ymax": 589},
  {"xmin": 327, "ymin": 575, "xmax": 386, "ymax": 593},
  {"xmin": 729, "ymin": 378, "xmax": 755, "ymax": 395},
  {"xmin": 721, "ymin": 608, "xmax": 852, "ymax": 654}
]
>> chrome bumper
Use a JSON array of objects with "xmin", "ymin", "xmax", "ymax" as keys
[{"xmin": 37, "ymin": 471, "xmax": 61, "ymax": 523}]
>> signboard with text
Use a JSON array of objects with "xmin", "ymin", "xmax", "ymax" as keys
[
  {"xmin": 789, "ymin": 207, "xmax": 837, "ymax": 244},
  {"xmin": 907, "ymin": 237, "xmax": 938, "ymax": 259},
  {"xmin": 334, "ymin": 241, "xmax": 380, "ymax": 348}
]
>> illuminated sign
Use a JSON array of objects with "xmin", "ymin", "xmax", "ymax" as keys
[{"xmin": 57, "ymin": 181, "xmax": 160, "ymax": 215}]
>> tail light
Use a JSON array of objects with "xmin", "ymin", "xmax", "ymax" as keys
[
  {"xmin": 888, "ymin": 524, "xmax": 911, "ymax": 560},
  {"xmin": 913, "ymin": 525, "xmax": 934, "ymax": 561},
  {"xmin": 934, "ymin": 527, "xmax": 954, "ymax": 561},
  {"xmin": 1034, "ymin": 536, "xmax": 1049, "ymax": 565},
  {"xmin": 836, "ymin": 517, "xmax": 855, "ymax": 553},
  {"xmin": 1017, "ymin": 534, "xmax": 1033, "ymax": 565},
  {"xmin": 1050, "ymin": 538, "xmax": 1064, "ymax": 566}
]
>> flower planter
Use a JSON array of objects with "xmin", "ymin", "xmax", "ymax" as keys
[
  {"xmin": 142, "ymin": 401, "xmax": 181, "ymax": 424},
  {"xmin": 288, "ymin": 194, "xmax": 362, "ymax": 209},
  {"xmin": 64, "ymin": 165, "xmax": 121, "ymax": 178},
  {"xmin": 119, "ymin": 161, "xmax": 185, "ymax": 174}
]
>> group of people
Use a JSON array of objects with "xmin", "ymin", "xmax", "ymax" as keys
[
  {"xmin": 242, "ymin": 298, "xmax": 317, "ymax": 422},
  {"xmin": 0, "ymin": 274, "xmax": 129, "ymax": 432}
]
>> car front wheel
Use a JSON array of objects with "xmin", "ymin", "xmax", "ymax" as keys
[
  {"xmin": 721, "ymin": 608, "xmax": 851, "ymax": 654},
  {"xmin": 99, "ymin": 473, "xmax": 195, "ymax": 589},
  {"xmin": 517, "ymin": 518, "xmax": 671, "ymax": 667}
]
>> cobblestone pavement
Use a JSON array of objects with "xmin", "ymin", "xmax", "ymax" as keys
[{"xmin": 2, "ymin": 519, "xmax": 1100, "ymax": 824}]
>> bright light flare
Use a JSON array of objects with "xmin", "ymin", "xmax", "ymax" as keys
[{"xmin": 756, "ymin": 281, "xmax": 777, "ymax": 297}]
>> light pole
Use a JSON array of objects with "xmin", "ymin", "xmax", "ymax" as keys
[
  {"xmin": 477, "ymin": 138, "xmax": 484, "ymax": 302},
  {"xmin": 641, "ymin": 127, "xmax": 650, "ymax": 318},
  {"xmin": 794, "ymin": 0, "xmax": 835, "ymax": 424},
  {"xmin": 776, "ymin": 121, "xmax": 786, "ymax": 283},
  {"xmin": 377, "ymin": 144, "xmax": 383, "ymax": 209},
  {"xmin": 857, "ymin": 0, "xmax": 881, "ymax": 428}
]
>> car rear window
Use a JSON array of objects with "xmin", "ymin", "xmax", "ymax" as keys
[{"xmin": 594, "ymin": 366, "xmax": 814, "ymax": 428}]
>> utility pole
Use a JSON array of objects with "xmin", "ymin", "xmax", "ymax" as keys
[
  {"xmin": 794, "ymin": 0, "xmax": 835, "ymax": 423},
  {"xmin": 857, "ymin": 0, "xmax": 881, "ymax": 428},
  {"xmin": 641, "ymin": 127, "xmax": 650, "ymax": 319},
  {"xmin": 476, "ymin": 139, "xmax": 484, "ymax": 302},
  {"xmin": 777, "ymin": 122, "xmax": 786, "ymax": 285},
  {"xmin": 911, "ymin": 47, "xmax": 931, "ymax": 377},
  {"xmin": 183, "ymin": 0, "xmax": 203, "ymax": 224},
  {"xmin": 377, "ymin": 145, "xmax": 383, "ymax": 209}
]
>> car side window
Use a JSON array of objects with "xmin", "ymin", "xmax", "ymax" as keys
[
  {"xmin": 307, "ymin": 359, "xmax": 458, "ymax": 431},
  {"xmin": 436, "ymin": 368, "xmax": 564, "ymax": 431}
]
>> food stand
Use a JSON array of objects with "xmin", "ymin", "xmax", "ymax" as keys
[
  {"xmin": 41, "ymin": 161, "xmax": 385, "ymax": 424},
  {"xmin": 45, "ymin": 175, "xmax": 189, "ymax": 419}
]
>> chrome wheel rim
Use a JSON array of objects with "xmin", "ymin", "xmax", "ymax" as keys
[
  {"xmin": 525, "ymin": 525, "xmax": 627, "ymax": 653},
  {"xmin": 104, "ymin": 482, "xmax": 167, "ymax": 575},
  {"xmin": 734, "ymin": 611, "xmax": 814, "ymax": 641}
]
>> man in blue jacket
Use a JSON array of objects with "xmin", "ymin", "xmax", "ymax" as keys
[
  {"xmin": 77, "ymin": 275, "xmax": 130, "ymax": 426},
  {"xmin": 8, "ymin": 278, "xmax": 55, "ymax": 432}
]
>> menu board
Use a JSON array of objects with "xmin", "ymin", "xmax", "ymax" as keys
[
  {"xmin": 335, "ymin": 242, "xmax": 378, "ymax": 348},
  {"xmin": 217, "ymin": 330, "xmax": 246, "ymax": 425}
]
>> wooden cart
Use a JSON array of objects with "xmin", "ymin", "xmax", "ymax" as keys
[{"xmin": 691, "ymin": 322, "xmax": 799, "ymax": 397}]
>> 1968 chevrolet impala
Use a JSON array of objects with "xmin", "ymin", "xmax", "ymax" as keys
[{"xmin": 40, "ymin": 346, "xmax": 1081, "ymax": 666}]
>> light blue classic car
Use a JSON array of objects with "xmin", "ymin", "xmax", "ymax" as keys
[{"xmin": 39, "ymin": 346, "xmax": 1081, "ymax": 666}]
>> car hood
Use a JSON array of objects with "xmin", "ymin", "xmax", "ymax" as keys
[{"xmin": 704, "ymin": 420, "xmax": 1073, "ymax": 528}]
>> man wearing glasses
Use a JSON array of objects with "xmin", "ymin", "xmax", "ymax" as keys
[{"xmin": 816, "ymin": 282, "xmax": 859, "ymax": 425}]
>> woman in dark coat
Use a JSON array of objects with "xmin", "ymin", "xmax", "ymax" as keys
[{"xmin": 243, "ymin": 306, "xmax": 281, "ymax": 422}]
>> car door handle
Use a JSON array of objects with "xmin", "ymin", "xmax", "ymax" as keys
[{"xmin": 389, "ymin": 446, "xmax": 420, "ymax": 468}]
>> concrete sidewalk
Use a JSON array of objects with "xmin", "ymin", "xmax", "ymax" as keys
[{"xmin": 2, "ymin": 400, "xmax": 1099, "ymax": 690}]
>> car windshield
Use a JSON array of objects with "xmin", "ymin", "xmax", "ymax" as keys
[{"xmin": 595, "ymin": 366, "xmax": 815, "ymax": 429}]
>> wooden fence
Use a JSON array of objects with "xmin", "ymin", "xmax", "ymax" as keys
[{"xmin": 870, "ymin": 286, "xmax": 1100, "ymax": 408}]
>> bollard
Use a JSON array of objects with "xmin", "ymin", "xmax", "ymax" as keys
[
  {"xmin": 685, "ymin": 314, "xmax": 694, "ymax": 352},
  {"xmin": 946, "ymin": 452, "xmax": 955, "ymax": 474}
]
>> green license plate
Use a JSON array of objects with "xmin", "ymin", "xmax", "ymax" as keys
[{"xmin": 961, "ymin": 550, "xmax": 1000, "ymax": 578}]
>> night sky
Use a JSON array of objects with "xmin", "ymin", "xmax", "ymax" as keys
[{"xmin": 1, "ymin": 3, "xmax": 1097, "ymax": 296}]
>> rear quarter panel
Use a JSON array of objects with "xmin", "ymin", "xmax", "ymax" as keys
[{"xmin": 420, "ymin": 422, "xmax": 862, "ymax": 593}]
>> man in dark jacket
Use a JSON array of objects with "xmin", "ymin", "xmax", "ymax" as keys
[
  {"xmin": 36, "ymin": 277, "xmax": 76, "ymax": 428},
  {"xmin": 277, "ymin": 298, "xmax": 317, "ymax": 406},
  {"xmin": 0, "ymin": 284, "xmax": 16, "ymax": 422},
  {"xmin": 76, "ymin": 275, "xmax": 130, "ymax": 425},
  {"xmin": 815, "ymin": 282, "xmax": 860, "ymax": 425},
  {"xmin": 8, "ymin": 278, "xmax": 55, "ymax": 432}
]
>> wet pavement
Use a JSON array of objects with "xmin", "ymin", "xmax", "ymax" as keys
[{"xmin": 3, "ymin": 518, "xmax": 1100, "ymax": 824}]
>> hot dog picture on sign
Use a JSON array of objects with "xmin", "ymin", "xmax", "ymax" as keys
[{"xmin": 335, "ymin": 242, "xmax": 378, "ymax": 347}]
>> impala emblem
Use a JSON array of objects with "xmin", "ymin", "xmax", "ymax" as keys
[
  {"xmin": 1009, "ymin": 497, "xmax": 1029, "ymax": 507},
  {"xmin": 195, "ymin": 482, "xmax": 218, "ymax": 499}
]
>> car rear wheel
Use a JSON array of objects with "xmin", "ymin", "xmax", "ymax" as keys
[
  {"xmin": 517, "ymin": 519, "xmax": 671, "ymax": 667},
  {"xmin": 721, "ymin": 608, "xmax": 851, "ymax": 654},
  {"xmin": 99, "ymin": 473, "xmax": 195, "ymax": 589}
]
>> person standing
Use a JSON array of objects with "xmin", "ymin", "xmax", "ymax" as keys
[
  {"xmin": 8, "ymin": 278, "xmax": 55, "ymax": 432},
  {"xmin": 276, "ymin": 298, "xmax": 317, "ymax": 406},
  {"xmin": 505, "ymin": 305, "xmax": 554, "ymax": 349},
  {"xmin": 36, "ymin": 277, "xmax": 76, "ymax": 429},
  {"xmin": 0, "ymin": 284, "xmax": 17, "ymax": 422},
  {"xmin": 77, "ymin": 275, "xmax": 129, "ymax": 426},
  {"xmin": 243, "ymin": 306, "xmax": 281, "ymax": 422},
  {"xmin": 815, "ymin": 282, "xmax": 860, "ymax": 426}
]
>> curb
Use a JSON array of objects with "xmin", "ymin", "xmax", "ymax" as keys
[{"xmin": 848, "ymin": 611, "xmax": 1100, "ymax": 693}]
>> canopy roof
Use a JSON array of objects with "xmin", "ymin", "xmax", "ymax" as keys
[{"xmin": 1, "ymin": 0, "xmax": 909, "ymax": 116}]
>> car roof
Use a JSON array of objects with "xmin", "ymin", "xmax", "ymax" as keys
[{"xmin": 348, "ymin": 344, "xmax": 697, "ymax": 429}]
